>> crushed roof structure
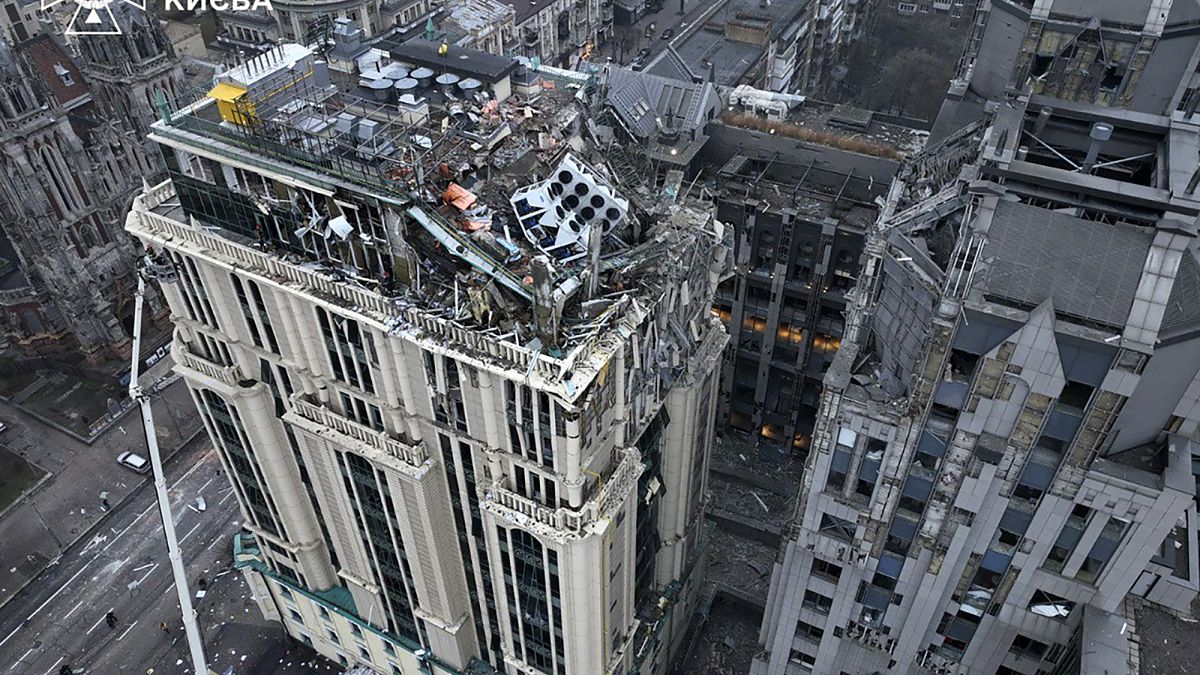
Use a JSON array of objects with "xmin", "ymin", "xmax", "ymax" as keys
[{"xmin": 143, "ymin": 40, "xmax": 730, "ymax": 398}]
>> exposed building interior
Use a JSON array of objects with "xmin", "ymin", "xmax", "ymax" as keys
[{"xmin": 754, "ymin": 1, "xmax": 1200, "ymax": 674}]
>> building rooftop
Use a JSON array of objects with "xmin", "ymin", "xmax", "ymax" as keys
[
  {"xmin": 503, "ymin": 0, "xmax": 546, "ymax": 26},
  {"xmin": 17, "ymin": 34, "xmax": 89, "ymax": 111},
  {"xmin": 380, "ymin": 38, "xmax": 519, "ymax": 83},
  {"xmin": 978, "ymin": 199, "xmax": 1153, "ymax": 329},
  {"xmin": 657, "ymin": 34, "xmax": 760, "ymax": 89},
  {"xmin": 145, "ymin": 42, "xmax": 726, "ymax": 402},
  {"xmin": 649, "ymin": 0, "xmax": 811, "ymax": 88},
  {"xmin": 439, "ymin": 0, "xmax": 514, "ymax": 45},
  {"xmin": 605, "ymin": 66, "xmax": 719, "ymax": 139}
]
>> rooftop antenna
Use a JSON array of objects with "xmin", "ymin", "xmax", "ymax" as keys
[{"xmin": 128, "ymin": 251, "xmax": 209, "ymax": 675}]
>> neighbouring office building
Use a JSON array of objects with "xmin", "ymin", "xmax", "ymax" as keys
[{"xmin": 754, "ymin": 0, "xmax": 1200, "ymax": 673}]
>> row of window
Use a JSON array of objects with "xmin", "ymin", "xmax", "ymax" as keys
[
  {"xmin": 282, "ymin": 583, "xmax": 409, "ymax": 675},
  {"xmin": 440, "ymin": 433, "xmax": 504, "ymax": 664}
]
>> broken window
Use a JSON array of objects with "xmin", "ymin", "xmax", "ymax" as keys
[
  {"xmin": 855, "ymin": 438, "xmax": 886, "ymax": 498},
  {"xmin": 795, "ymin": 620, "xmax": 825, "ymax": 644},
  {"xmin": 1028, "ymin": 590, "xmax": 1074, "ymax": 619},
  {"xmin": 1099, "ymin": 65, "xmax": 1124, "ymax": 93},
  {"xmin": 317, "ymin": 307, "xmax": 376, "ymax": 395},
  {"xmin": 828, "ymin": 446, "xmax": 851, "ymax": 492},
  {"xmin": 803, "ymin": 590, "xmax": 833, "ymax": 614},
  {"xmin": 1009, "ymin": 634, "xmax": 1050, "ymax": 660},
  {"xmin": 811, "ymin": 558, "xmax": 842, "ymax": 581},
  {"xmin": 947, "ymin": 349, "xmax": 979, "ymax": 384},
  {"xmin": 820, "ymin": 513, "xmax": 857, "ymax": 542},
  {"xmin": 1044, "ymin": 504, "xmax": 1092, "ymax": 573},
  {"xmin": 1031, "ymin": 55, "xmax": 1053, "ymax": 78},
  {"xmin": 1075, "ymin": 516, "xmax": 1129, "ymax": 584},
  {"xmin": 233, "ymin": 275, "xmax": 264, "ymax": 349}
]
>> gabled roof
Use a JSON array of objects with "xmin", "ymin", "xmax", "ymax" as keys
[
  {"xmin": 605, "ymin": 67, "xmax": 718, "ymax": 140},
  {"xmin": 645, "ymin": 46, "xmax": 697, "ymax": 84},
  {"xmin": 16, "ymin": 35, "xmax": 89, "ymax": 110},
  {"xmin": 1160, "ymin": 246, "xmax": 1200, "ymax": 341}
]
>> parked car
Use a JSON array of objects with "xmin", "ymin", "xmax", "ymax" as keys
[
  {"xmin": 117, "ymin": 451, "xmax": 151, "ymax": 474},
  {"xmin": 661, "ymin": 28, "xmax": 675, "ymax": 40},
  {"xmin": 644, "ymin": 23, "xmax": 656, "ymax": 39},
  {"xmin": 631, "ymin": 47, "xmax": 651, "ymax": 69}
]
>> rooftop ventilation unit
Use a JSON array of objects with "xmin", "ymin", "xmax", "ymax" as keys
[{"xmin": 511, "ymin": 154, "xmax": 629, "ymax": 263}]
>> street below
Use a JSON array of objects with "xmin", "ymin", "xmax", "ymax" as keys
[{"xmin": 0, "ymin": 440, "xmax": 327, "ymax": 674}]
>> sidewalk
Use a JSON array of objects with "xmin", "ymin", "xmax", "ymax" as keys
[{"xmin": 0, "ymin": 356, "xmax": 205, "ymax": 609}]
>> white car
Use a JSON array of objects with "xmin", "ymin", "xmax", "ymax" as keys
[{"xmin": 117, "ymin": 451, "xmax": 151, "ymax": 474}]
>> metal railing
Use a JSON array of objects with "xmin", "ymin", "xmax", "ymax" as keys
[
  {"xmin": 174, "ymin": 343, "xmax": 242, "ymax": 386},
  {"xmin": 289, "ymin": 395, "xmax": 426, "ymax": 467},
  {"xmin": 481, "ymin": 448, "xmax": 642, "ymax": 538}
]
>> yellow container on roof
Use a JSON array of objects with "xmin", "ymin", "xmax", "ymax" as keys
[{"xmin": 208, "ymin": 82, "xmax": 253, "ymax": 125}]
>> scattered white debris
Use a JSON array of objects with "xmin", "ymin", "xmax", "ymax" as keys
[{"xmin": 751, "ymin": 491, "xmax": 769, "ymax": 513}]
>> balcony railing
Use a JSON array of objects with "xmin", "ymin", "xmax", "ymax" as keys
[
  {"xmin": 174, "ymin": 342, "xmax": 242, "ymax": 387},
  {"xmin": 288, "ymin": 395, "xmax": 426, "ymax": 468},
  {"xmin": 482, "ymin": 448, "xmax": 643, "ymax": 541}
]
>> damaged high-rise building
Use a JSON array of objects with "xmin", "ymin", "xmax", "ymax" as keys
[
  {"xmin": 126, "ymin": 41, "xmax": 728, "ymax": 675},
  {"xmin": 755, "ymin": 1, "xmax": 1200, "ymax": 673}
]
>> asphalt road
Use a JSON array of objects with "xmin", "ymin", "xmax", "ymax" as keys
[
  {"xmin": 610, "ymin": 0, "xmax": 722, "ymax": 66},
  {"xmin": 0, "ymin": 439, "xmax": 329, "ymax": 675},
  {"xmin": 0, "ymin": 364, "xmax": 201, "ymax": 608}
]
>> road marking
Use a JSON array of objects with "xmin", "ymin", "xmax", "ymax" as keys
[
  {"xmin": 180, "ymin": 521, "xmax": 203, "ymax": 544},
  {"xmin": 18, "ymin": 559, "xmax": 92, "ymax": 623},
  {"xmin": 197, "ymin": 477, "xmax": 215, "ymax": 493},
  {"xmin": 10, "ymin": 646, "xmax": 34, "ymax": 670},
  {"xmin": 84, "ymin": 609, "xmax": 113, "ymax": 635},
  {"xmin": 103, "ymin": 448, "xmax": 215, "ymax": 551},
  {"xmin": 63, "ymin": 599, "xmax": 84, "ymax": 619},
  {"xmin": 218, "ymin": 489, "xmax": 235, "ymax": 506},
  {"xmin": 42, "ymin": 657, "xmax": 64, "ymax": 675},
  {"xmin": 0, "ymin": 448, "xmax": 216, "ymax": 652},
  {"xmin": 134, "ymin": 563, "xmax": 160, "ymax": 586},
  {"xmin": 116, "ymin": 620, "xmax": 137, "ymax": 641}
]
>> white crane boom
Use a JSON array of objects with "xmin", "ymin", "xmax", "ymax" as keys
[{"xmin": 128, "ymin": 256, "xmax": 209, "ymax": 674}]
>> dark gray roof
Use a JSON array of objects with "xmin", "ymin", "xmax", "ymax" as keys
[
  {"xmin": 928, "ymin": 92, "xmax": 987, "ymax": 146},
  {"xmin": 1160, "ymin": 247, "xmax": 1200, "ymax": 340},
  {"xmin": 979, "ymin": 200, "xmax": 1153, "ymax": 328},
  {"xmin": 645, "ymin": 47, "xmax": 697, "ymax": 84},
  {"xmin": 606, "ymin": 67, "xmax": 718, "ymax": 139},
  {"xmin": 383, "ymin": 38, "xmax": 517, "ymax": 83},
  {"xmin": 504, "ymin": 0, "xmax": 543, "ymax": 25}
]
